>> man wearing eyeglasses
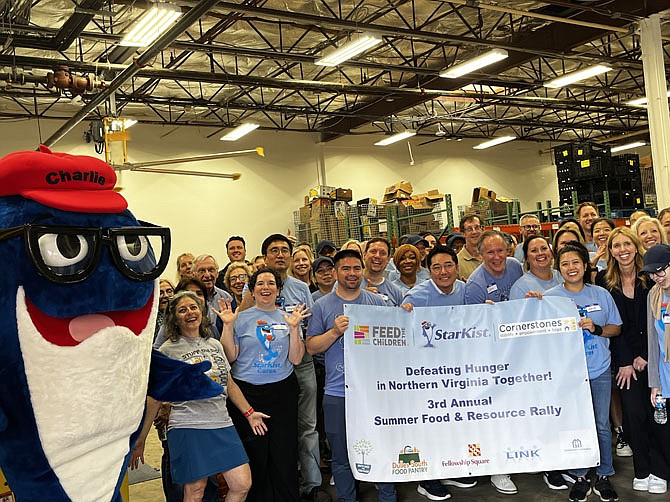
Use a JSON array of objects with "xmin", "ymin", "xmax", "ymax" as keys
[
  {"xmin": 239, "ymin": 234, "xmax": 328, "ymax": 502},
  {"xmin": 457, "ymin": 214, "xmax": 484, "ymax": 281},
  {"xmin": 513, "ymin": 214, "xmax": 542, "ymax": 262},
  {"xmin": 400, "ymin": 245, "xmax": 470, "ymax": 499}
]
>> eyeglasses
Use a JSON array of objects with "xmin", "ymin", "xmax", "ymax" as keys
[
  {"xmin": 649, "ymin": 265, "xmax": 669, "ymax": 278},
  {"xmin": 0, "ymin": 221, "xmax": 170, "ymax": 284},
  {"xmin": 230, "ymin": 274, "xmax": 248, "ymax": 283},
  {"xmin": 430, "ymin": 263, "xmax": 456, "ymax": 272},
  {"xmin": 521, "ymin": 224, "xmax": 541, "ymax": 231},
  {"xmin": 267, "ymin": 246, "xmax": 291, "ymax": 256},
  {"xmin": 463, "ymin": 225, "xmax": 483, "ymax": 233}
]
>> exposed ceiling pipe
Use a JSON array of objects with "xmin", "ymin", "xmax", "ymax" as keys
[
  {"xmin": 42, "ymin": 0, "xmax": 221, "ymax": 148},
  {"xmin": 434, "ymin": 0, "xmax": 630, "ymax": 33}
]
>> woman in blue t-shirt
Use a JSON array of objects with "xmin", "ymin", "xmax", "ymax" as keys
[
  {"xmin": 545, "ymin": 243, "xmax": 622, "ymax": 502},
  {"xmin": 216, "ymin": 267, "xmax": 308, "ymax": 502}
]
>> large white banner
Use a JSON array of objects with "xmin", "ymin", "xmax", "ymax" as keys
[{"xmin": 344, "ymin": 297, "xmax": 599, "ymax": 482}]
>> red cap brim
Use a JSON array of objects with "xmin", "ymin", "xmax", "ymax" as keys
[{"xmin": 23, "ymin": 189, "xmax": 128, "ymax": 213}]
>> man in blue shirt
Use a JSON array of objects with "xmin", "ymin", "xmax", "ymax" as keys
[
  {"xmin": 464, "ymin": 230, "xmax": 523, "ymax": 495},
  {"xmin": 402, "ymin": 246, "xmax": 465, "ymax": 308},
  {"xmin": 307, "ymin": 250, "xmax": 397, "ymax": 502},
  {"xmin": 464, "ymin": 230, "xmax": 523, "ymax": 304},
  {"xmin": 362, "ymin": 238, "xmax": 404, "ymax": 306}
]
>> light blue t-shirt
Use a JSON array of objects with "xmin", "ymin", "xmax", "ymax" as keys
[
  {"xmin": 510, "ymin": 270, "xmax": 563, "ymax": 300},
  {"xmin": 402, "ymin": 279, "xmax": 465, "ymax": 307},
  {"xmin": 654, "ymin": 297, "xmax": 670, "ymax": 398},
  {"xmin": 361, "ymin": 277, "xmax": 404, "ymax": 306},
  {"xmin": 307, "ymin": 290, "xmax": 385, "ymax": 397},
  {"xmin": 232, "ymin": 307, "xmax": 294, "ymax": 384},
  {"xmin": 464, "ymin": 258, "xmax": 523, "ymax": 304},
  {"xmin": 514, "ymin": 243, "xmax": 525, "ymax": 263},
  {"xmin": 545, "ymin": 283, "xmax": 622, "ymax": 379}
]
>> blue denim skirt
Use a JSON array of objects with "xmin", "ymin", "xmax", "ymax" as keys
[{"xmin": 167, "ymin": 426, "xmax": 249, "ymax": 484}]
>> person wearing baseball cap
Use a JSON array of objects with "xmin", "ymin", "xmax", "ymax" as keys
[
  {"xmin": 315, "ymin": 240, "xmax": 337, "ymax": 258},
  {"xmin": 643, "ymin": 244, "xmax": 670, "ymax": 467},
  {"xmin": 312, "ymin": 257, "xmax": 335, "ymax": 302}
]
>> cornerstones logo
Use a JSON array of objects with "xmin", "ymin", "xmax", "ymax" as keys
[
  {"xmin": 391, "ymin": 445, "xmax": 428, "ymax": 475},
  {"xmin": 356, "ymin": 324, "xmax": 407, "ymax": 347},
  {"xmin": 353, "ymin": 439, "xmax": 373, "ymax": 474},
  {"xmin": 498, "ymin": 317, "xmax": 577, "ymax": 339}
]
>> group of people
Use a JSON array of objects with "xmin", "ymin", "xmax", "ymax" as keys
[{"xmin": 131, "ymin": 202, "xmax": 670, "ymax": 502}]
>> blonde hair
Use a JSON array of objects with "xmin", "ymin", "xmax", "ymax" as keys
[
  {"xmin": 175, "ymin": 252, "xmax": 195, "ymax": 282},
  {"xmin": 289, "ymin": 244, "xmax": 315, "ymax": 285},
  {"xmin": 603, "ymin": 227, "xmax": 648, "ymax": 291},
  {"xmin": 633, "ymin": 216, "xmax": 669, "ymax": 246}
]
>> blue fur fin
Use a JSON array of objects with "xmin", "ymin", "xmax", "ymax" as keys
[{"xmin": 147, "ymin": 350, "xmax": 223, "ymax": 401}]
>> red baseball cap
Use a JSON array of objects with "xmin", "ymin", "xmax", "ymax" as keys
[{"xmin": 0, "ymin": 145, "xmax": 127, "ymax": 213}]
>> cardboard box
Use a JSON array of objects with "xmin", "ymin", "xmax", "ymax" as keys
[
  {"xmin": 384, "ymin": 180, "xmax": 413, "ymax": 196},
  {"xmin": 383, "ymin": 190, "xmax": 412, "ymax": 203},
  {"xmin": 471, "ymin": 186, "xmax": 497, "ymax": 204},
  {"xmin": 310, "ymin": 197, "xmax": 333, "ymax": 218},
  {"xmin": 330, "ymin": 188, "xmax": 353, "ymax": 202}
]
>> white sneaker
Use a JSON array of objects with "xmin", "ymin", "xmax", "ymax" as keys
[
  {"xmin": 329, "ymin": 475, "xmax": 335, "ymax": 486},
  {"xmin": 648, "ymin": 474, "xmax": 667, "ymax": 494},
  {"xmin": 491, "ymin": 474, "xmax": 518, "ymax": 494},
  {"xmin": 633, "ymin": 476, "xmax": 649, "ymax": 491}
]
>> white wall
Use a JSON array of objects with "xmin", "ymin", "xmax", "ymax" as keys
[{"xmin": 1, "ymin": 119, "xmax": 562, "ymax": 268}]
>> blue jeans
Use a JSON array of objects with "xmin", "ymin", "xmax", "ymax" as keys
[
  {"xmin": 295, "ymin": 355, "xmax": 323, "ymax": 494},
  {"xmin": 570, "ymin": 368, "xmax": 615, "ymax": 478},
  {"xmin": 324, "ymin": 395, "xmax": 396, "ymax": 502}
]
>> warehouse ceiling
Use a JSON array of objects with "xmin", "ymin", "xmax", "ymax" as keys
[{"xmin": 0, "ymin": 0, "xmax": 668, "ymax": 146}]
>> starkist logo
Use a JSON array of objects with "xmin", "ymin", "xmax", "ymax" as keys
[{"xmin": 45, "ymin": 170, "xmax": 107, "ymax": 186}]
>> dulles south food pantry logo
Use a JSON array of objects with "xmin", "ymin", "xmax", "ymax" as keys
[
  {"xmin": 354, "ymin": 324, "xmax": 407, "ymax": 347},
  {"xmin": 390, "ymin": 445, "xmax": 428, "ymax": 475}
]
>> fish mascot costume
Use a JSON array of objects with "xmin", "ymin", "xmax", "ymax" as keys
[{"xmin": 0, "ymin": 146, "xmax": 221, "ymax": 501}]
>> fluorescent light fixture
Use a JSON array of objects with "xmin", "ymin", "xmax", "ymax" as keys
[
  {"xmin": 315, "ymin": 33, "xmax": 382, "ymax": 67},
  {"xmin": 107, "ymin": 118, "xmax": 137, "ymax": 132},
  {"xmin": 439, "ymin": 49, "xmax": 509, "ymax": 78},
  {"xmin": 610, "ymin": 141, "xmax": 646, "ymax": 153},
  {"xmin": 626, "ymin": 91, "xmax": 670, "ymax": 107},
  {"xmin": 473, "ymin": 135, "xmax": 516, "ymax": 150},
  {"xmin": 374, "ymin": 130, "xmax": 416, "ymax": 146},
  {"xmin": 120, "ymin": 3, "xmax": 182, "ymax": 47},
  {"xmin": 219, "ymin": 123, "xmax": 260, "ymax": 141},
  {"xmin": 543, "ymin": 64, "xmax": 612, "ymax": 88}
]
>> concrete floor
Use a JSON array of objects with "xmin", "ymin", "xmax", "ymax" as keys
[{"xmin": 130, "ymin": 428, "xmax": 661, "ymax": 501}]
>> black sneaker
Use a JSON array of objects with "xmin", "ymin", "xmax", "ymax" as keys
[
  {"xmin": 544, "ymin": 471, "xmax": 568, "ymax": 490},
  {"xmin": 569, "ymin": 477, "xmax": 592, "ymax": 502},
  {"xmin": 440, "ymin": 477, "xmax": 478, "ymax": 488},
  {"xmin": 594, "ymin": 476, "xmax": 618, "ymax": 502},
  {"xmin": 417, "ymin": 480, "xmax": 452, "ymax": 500}
]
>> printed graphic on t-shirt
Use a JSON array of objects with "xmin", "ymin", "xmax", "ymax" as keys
[
  {"xmin": 254, "ymin": 319, "xmax": 287, "ymax": 373},
  {"xmin": 577, "ymin": 304, "xmax": 598, "ymax": 358},
  {"xmin": 181, "ymin": 345, "xmax": 229, "ymax": 386}
]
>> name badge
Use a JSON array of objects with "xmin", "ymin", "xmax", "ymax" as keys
[
  {"xmin": 284, "ymin": 304, "xmax": 296, "ymax": 313},
  {"xmin": 585, "ymin": 305, "xmax": 601, "ymax": 313},
  {"xmin": 662, "ymin": 313, "xmax": 670, "ymax": 324},
  {"xmin": 487, "ymin": 283, "xmax": 498, "ymax": 294},
  {"xmin": 272, "ymin": 323, "xmax": 288, "ymax": 331}
]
